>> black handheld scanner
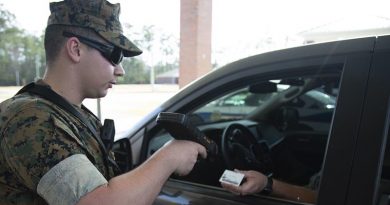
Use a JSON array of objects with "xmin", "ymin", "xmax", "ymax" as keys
[{"xmin": 156, "ymin": 112, "xmax": 218, "ymax": 156}]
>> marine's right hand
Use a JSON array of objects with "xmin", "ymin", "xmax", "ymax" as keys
[{"xmin": 159, "ymin": 139, "xmax": 207, "ymax": 176}]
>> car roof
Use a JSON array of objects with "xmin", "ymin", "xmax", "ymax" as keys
[{"xmin": 165, "ymin": 36, "xmax": 376, "ymax": 108}]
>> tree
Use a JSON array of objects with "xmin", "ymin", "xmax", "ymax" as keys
[
  {"xmin": 19, "ymin": 34, "xmax": 45, "ymax": 84},
  {"xmin": 0, "ymin": 4, "xmax": 20, "ymax": 85},
  {"xmin": 120, "ymin": 24, "xmax": 179, "ymax": 84},
  {"xmin": 0, "ymin": 4, "xmax": 45, "ymax": 86},
  {"xmin": 118, "ymin": 57, "xmax": 149, "ymax": 84},
  {"xmin": 0, "ymin": 4, "xmax": 14, "ymax": 33},
  {"xmin": 0, "ymin": 5, "xmax": 179, "ymax": 85}
]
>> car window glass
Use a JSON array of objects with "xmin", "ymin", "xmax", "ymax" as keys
[
  {"xmin": 192, "ymin": 85, "xmax": 287, "ymax": 124},
  {"xmin": 192, "ymin": 83, "xmax": 336, "ymax": 127}
]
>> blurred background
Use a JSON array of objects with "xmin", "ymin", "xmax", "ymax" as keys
[{"xmin": 0, "ymin": 0, "xmax": 389, "ymax": 133}]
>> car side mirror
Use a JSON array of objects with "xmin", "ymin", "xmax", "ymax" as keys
[{"xmin": 112, "ymin": 138, "xmax": 133, "ymax": 172}]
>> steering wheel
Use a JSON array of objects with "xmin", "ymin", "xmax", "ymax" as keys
[{"xmin": 221, "ymin": 123, "xmax": 273, "ymax": 173}]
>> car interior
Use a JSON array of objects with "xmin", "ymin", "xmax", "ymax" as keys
[
  {"xmin": 122, "ymin": 64, "xmax": 390, "ymax": 204},
  {"xmin": 146, "ymin": 72, "xmax": 341, "ymax": 192},
  {"xmin": 108, "ymin": 45, "xmax": 390, "ymax": 205}
]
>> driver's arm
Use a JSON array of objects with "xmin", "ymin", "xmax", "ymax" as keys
[
  {"xmin": 272, "ymin": 178, "xmax": 317, "ymax": 203},
  {"xmin": 221, "ymin": 170, "xmax": 317, "ymax": 204}
]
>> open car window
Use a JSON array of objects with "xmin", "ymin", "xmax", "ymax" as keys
[{"xmin": 148, "ymin": 65, "xmax": 343, "ymax": 204}]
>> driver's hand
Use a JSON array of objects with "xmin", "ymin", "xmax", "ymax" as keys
[
  {"xmin": 160, "ymin": 139, "xmax": 207, "ymax": 176},
  {"xmin": 221, "ymin": 169, "xmax": 268, "ymax": 195}
]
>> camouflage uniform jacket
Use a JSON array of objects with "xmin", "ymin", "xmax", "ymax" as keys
[{"xmin": 0, "ymin": 89, "xmax": 117, "ymax": 204}]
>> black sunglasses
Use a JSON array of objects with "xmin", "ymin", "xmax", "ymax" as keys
[{"xmin": 62, "ymin": 31, "xmax": 123, "ymax": 66}]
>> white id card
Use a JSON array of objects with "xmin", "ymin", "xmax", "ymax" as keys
[{"xmin": 219, "ymin": 170, "xmax": 245, "ymax": 186}]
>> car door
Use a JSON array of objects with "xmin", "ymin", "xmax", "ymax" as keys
[
  {"xmin": 331, "ymin": 36, "xmax": 390, "ymax": 205},
  {"xmin": 314, "ymin": 37, "xmax": 376, "ymax": 205},
  {"xmin": 119, "ymin": 36, "xmax": 379, "ymax": 205}
]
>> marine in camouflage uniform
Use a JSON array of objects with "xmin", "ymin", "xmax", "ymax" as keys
[
  {"xmin": 0, "ymin": 0, "xmax": 142, "ymax": 204},
  {"xmin": 0, "ymin": 81, "xmax": 116, "ymax": 204}
]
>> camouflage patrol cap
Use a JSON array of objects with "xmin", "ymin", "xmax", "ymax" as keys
[{"xmin": 47, "ymin": 0, "xmax": 142, "ymax": 57}]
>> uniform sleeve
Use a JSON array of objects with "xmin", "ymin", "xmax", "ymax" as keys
[
  {"xmin": 37, "ymin": 154, "xmax": 107, "ymax": 205},
  {"xmin": 0, "ymin": 105, "xmax": 107, "ymax": 204}
]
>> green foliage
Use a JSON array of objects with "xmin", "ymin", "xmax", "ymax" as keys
[
  {"xmin": 0, "ymin": 5, "xmax": 179, "ymax": 86},
  {"xmin": 0, "ymin": 4, "xmax": 45, "ymax": 86},
  {"xmin": 0, "ymin": 4, "xmax": 14, "ymax": 32},
  {"xmin": 116, "ymin": 24, "xmax": 180, "ymax": 84},
  {"xmin": 118, "ymin": 57, "xmax": 149, "ymax": 84}
]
